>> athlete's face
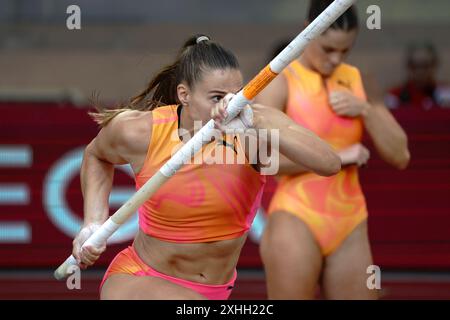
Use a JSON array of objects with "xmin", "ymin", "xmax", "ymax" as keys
[
  {"xmin": 303, "ymin": 27, "xmax": 357, "ymax": 77},
  {"xmin": 178, "ymin": 68, "xmax": 243, "ymax": 124}
]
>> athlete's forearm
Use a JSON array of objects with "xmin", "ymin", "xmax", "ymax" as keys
[
  {"xmin": 276, "ymin": 152, "xmax": 310, "ymax": 175},
  {"xmin": 362, "ymin": 103, "xmax": 410, "ymax": 170},
  {"xmin": 252, "ymin": 104, "xmax": 341, "ymax": 176},
  {"xmin": 80, "ymin": 141, "xmax": 114, "ymax": 226}
]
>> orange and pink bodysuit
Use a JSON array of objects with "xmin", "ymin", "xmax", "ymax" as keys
[{"xmin": 268, "ymin": 60, "xmax": 368, "ymax": 256}]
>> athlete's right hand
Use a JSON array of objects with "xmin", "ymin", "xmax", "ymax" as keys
[
  {"xmin": 72, "ymin": 223, "xmax": 106, "ymax": 269},
  {"xmin": 338, "ymin": 143, "xmax": 370, "ymax": 167},
  {"xmin": 211, "ymin": 93, "xmax": 253, "ymax": 132}
]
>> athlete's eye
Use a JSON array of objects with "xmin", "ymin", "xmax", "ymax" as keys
[{"xmin": 211, "ymin": 95, "xmax": 223, "ymax": 103}]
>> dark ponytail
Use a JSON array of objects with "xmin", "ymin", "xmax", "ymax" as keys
[
  {"xmin": 90, "ymin": 34, "xmax": 239, "ymax": 127},
  {"xmin": 307, "ymin": 0, "xmax": 359, "ymax": 32}
]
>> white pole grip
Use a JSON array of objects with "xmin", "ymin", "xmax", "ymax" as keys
[
  {"xmin": 53, "ymin": 218, "xmax": 120, "ymax": 280},
  {"xmin": 54, "ymin": 171, "xmax": 167, "ymax": 281}
]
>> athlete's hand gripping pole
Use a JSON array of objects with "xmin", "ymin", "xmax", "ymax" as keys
[{"xmin": 54, "ymin": 0, "xmax": 357, "ymax": 280}]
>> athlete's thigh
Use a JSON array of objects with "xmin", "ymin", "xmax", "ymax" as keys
[
  {"xmin": 321, "ymin": 220, "xmax": 378, "ymax": 300},
  {"xmin": 260, "ymin": 211, "xmax": 323, "ymax": 299}
]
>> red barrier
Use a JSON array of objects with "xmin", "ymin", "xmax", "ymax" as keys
[{"xmin": 1, "ymin": 103, "xmax": 450, "ymax": 269}]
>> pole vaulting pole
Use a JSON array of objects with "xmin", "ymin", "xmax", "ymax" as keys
[{"xmin": 54, "ymin": 0, "xmax": 357, "ymax": 280}]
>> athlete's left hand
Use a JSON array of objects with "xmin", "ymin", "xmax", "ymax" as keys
[
  {"xmin": 329, "ymin": 91, "xmax": 370, "ymax": 118},
  {"xmin": 211, "ymin": 93, "xmax": 253, "ymax": 132}
]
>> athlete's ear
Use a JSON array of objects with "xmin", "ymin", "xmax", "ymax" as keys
[{"xmin": 177, "ymin": 83, "xmax": 190, "ymax": 107}]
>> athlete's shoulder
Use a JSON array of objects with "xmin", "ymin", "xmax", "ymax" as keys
[
  {"xmin": 150, "ymin": 104, "xmax": 178, "ymax": 122},
  {"xmin": 284, "ymin": 59, "xmax": 304, "ymax": 75},
  {"xmin": 89, "ymin": 109, "xmax": 152, "ymax": 164},
  {"xmin": 105, "ymin": 110, "xmax": 152, "ymax": 153},
  {"xmin": 111, "ymin": 109, "xmax": 152, "ymax": 133},
  {"xmin": 336, "ymin": 63, "xmax": 361, "ymax": 77}
]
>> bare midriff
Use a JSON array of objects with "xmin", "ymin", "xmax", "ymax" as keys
[{"xmin": 133, "ymin": 230, "xmax": 246, "ymax": 285}]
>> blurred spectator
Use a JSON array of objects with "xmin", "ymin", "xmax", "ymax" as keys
[{"xmin": 386, "ymin": 42, "xmax": 450, "ymax": 110}]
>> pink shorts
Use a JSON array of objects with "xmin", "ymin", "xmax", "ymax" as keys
[{"xmin": 100, "ymin": 246, "xmax": 237, "ymax": 300}]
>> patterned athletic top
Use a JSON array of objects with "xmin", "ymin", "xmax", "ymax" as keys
[{"xmin": 135, "ymin": 105, "xmax": 266, "ymax": 243}]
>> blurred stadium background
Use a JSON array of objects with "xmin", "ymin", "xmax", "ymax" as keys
[{"xmin": 1, "ymin": 0, "xmax": 450, "ymax": 299}]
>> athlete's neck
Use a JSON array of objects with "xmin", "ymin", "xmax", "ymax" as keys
[
  {"xmin": 178, "ymin": 105, "xmax": 196, "ymax": 142},
  {"xmin": 298, "ymin": 56, "xmax": 331, "ymax": 80},
  {"xmin": 298, "ymin": 56, "xmax": 314, "ymax": 72}
]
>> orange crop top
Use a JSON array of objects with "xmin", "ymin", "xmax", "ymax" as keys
[{"xmin": 135, "ymin": 105, "xmax": 266, "ymax": 243}]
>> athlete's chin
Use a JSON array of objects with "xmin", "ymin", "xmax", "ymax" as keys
[
  {"xmin": 320, "ymin": 66, "xmax": 335, "ymax": 77},
  {"xmin": 191, "ymin": 115, "xmax": 209, "ymax": 128}
]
